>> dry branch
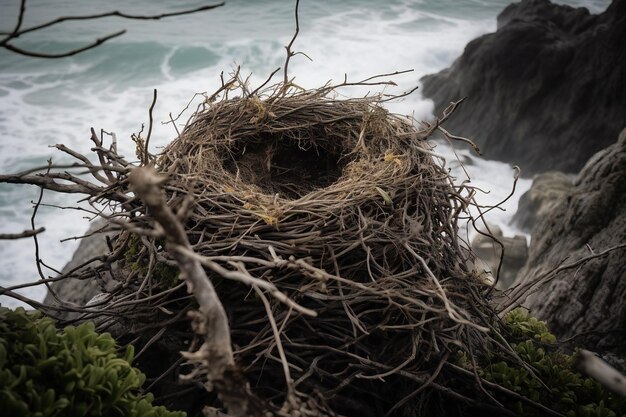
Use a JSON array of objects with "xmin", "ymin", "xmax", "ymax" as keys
[
  {"xmin": 0, "ymin": 227, "xmax": 45, "ymax": 240},
  {"xmin": 128, "ymin": 166, "xmax": 258, "ymax": 417},
  {"xmin": 1, "ymin": 1, "xmax": 224, "ymax": 58},
  {"xmin": 575, "ymin": 350, "xmax": 626, "ymax": 397}
]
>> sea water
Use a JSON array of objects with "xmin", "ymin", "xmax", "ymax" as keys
[{"xmin": 0, "ymin": 0, "xmax": 609, "ymax": 307}]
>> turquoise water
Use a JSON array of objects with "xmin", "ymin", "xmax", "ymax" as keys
[{"xmin": 0, "ymin": 0, "xmax": 610, "ymax": 306}]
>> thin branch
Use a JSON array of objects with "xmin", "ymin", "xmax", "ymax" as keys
[
  {"xmin": 30, "ymin": 162, "xmax": 50, "ymax": 281},
  {"xmin": 1, "ymin": 2, "xmax": 224, "ymax": 58},
  {"xmin": 3, "ymin": 30, "xmax": 125, "ymax": 58},
  {"xmin": 502, "ymin": 243, "xmax": 626, "ymax": 314},
  {"xmin": 171, "ymin": 245, "xmax": 317, "ymax": 317},
  {"xmin": 575, "ymin": 350, "xmax": 626, "ymax": 397},
  {"xmin": 0, "ymin": 172, "xmax": 128, "ymax": 202},
  {"xmin": 1, "ymin": 3, "xmax": 225, "ymax": 37},
  {"xmin": 0, "ymin": 227, "xmax": 45, "ymax": 240},
  {"xmin": 144, "ymin": 88, "xmax": 158, "ymax": 165},
  {"xmin": 282, "ymin": 0, "xmax": 301, "ymax": 90},
  {"xmin": 3, "ymin": 0, "xmax": 26, "ymax": 42}
]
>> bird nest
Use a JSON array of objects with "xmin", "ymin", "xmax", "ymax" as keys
[
  {"xmin": 2, "ymin": 72, "xmax": 521, "ymax": 416},
  {"xmin": 116, "ymin": 79, "xmax": 501, "ymax": 416}
]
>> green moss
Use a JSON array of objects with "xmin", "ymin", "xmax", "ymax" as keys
[
  {"xmin": 152, "ymin": 261, "xmax": 180, "ymax": 289},
  {"xmin": 462, "ymin": 308, "xmax": 626, "ymax": 416},
  {"xmin": 124, "ymin": 234, "xmax": 180, "ymax": 289},
  {"xmin": 0, "ymin": 307, "xmax": 185, "ymax": 417},
  {"xmin": 124, "ymin": 233, "xmax": 144, "ymax": 273}
]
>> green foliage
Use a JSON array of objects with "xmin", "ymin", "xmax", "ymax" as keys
[
  {"xmin": 504, "ymin": 307, "xmax": 557, "ymax": 344},
  {"xmin": 0, "ymin": 307, "xmax": 185, "ymax": 417},
  {"xmin": 475, "ymin": 309, "xmax": 626, "ymax": 416}
]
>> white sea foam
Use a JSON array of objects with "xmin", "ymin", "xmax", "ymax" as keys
[{"xmin": 0, "ymin": 0, "xmax": 609, "ymax": 307}]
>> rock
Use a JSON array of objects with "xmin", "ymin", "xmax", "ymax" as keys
[
  {"xmin": 420, "ymin": 0, "xmax": 626, "ymax": 174},
  {"xmin": 43, "ymin": 220, "xmax": 118, "ymax": 316},
  {"xmin": 512, "ymin": 171, "xmax": 573, "ymax": 232},
  {"xmin": 470, "ymin": 224, "xmax": 529, "ymax": 290},
  {"xmin": 513, "ymin": 127, "xmax": 626, "ymax": 356}
]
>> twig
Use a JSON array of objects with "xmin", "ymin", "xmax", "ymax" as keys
[
  {"xmin": 0, "ymin": 172, "xmax": 128, "ymax": 202},
  {"xmin": 144, "ymin": 89, "xmax": 158, "ymax": 165},
  {"xmin": 254, "ymin": 287, "xmax": 295, "ymax": 401},
  {"xmin": 0, "ymin": 227, "xmax": 45, "ymax": 240},
  {"xmin": 32, "ymin": 161, "xmax": 50, "ymax": 284},
  {"xmin": 171, "ymin": 245, "xmax": 317, "ymax": 317},
  {"xmin": 575, "ymin": 350, "xmax": 626, "ymax": 397},
  {"xmin": 502, "ymin": 243, "xmax": 626, "ymax": 314},
  {"xmin": 281, "ymin": 0, "xmax": 301, "ymax": 92},
  {"xmin": 2, "ymin": 31, "xmax": 125, "ymax": 58},
  {"xmin": 446, "ymin": 363, "xmax": 566, "ymax": 417},
  {"xmin": 1, "ymin": 2, "xmax": 225, "ymax": 58}
]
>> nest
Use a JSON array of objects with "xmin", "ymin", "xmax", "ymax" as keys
[
  {"xmin": 0, "ymin": 69, "xmax": 526, "ymax": 415},
  {"xmin": 119, "ymin": 82, "xmax": 500, "ymax": 416}
]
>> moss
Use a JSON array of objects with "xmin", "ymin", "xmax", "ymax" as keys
[
  {"xmin": 124, "ymin": 233, "xmax": 145, "ymax": 273},
  {"xmin": 124, "ymin": 234, "xmax": 180, "ymax": 289},
  {"xmin": 153, "ymin": 262, "xmax": 180, "ymax": 289},
  {"xmin": 460, "ymin": 308, "xmax": 626, "ymax": 416},
  {"xmin": 0, "ymin": 307, "xmax": 185, "ymax": 417}
]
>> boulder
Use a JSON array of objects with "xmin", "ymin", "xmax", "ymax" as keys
[
  {"xmin": 512, "ymin": 171, "xmax": 573, "ymax": 232},
  {"xmin": 470, "ymin": 224, "xmax": 529, "ymax": 290},
  {"xmin": 43, "ymin": 220, "xmax": 118, "ymax": 315},
  {"xmin": 513, "ymin": 127, "xmax": 626, "ymax": 356},
  {"xmin": 420, "ymin": 0, "xmax": 626, "ymax": 174}
]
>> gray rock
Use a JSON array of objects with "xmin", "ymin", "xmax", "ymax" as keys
[
  {"xmin": 471, "ymin": 224, "xmax": 529, "ymax": 290},
  {"xmin": 513, "ymin": 127, "xmax": 626, "ymax": 356},
  {"xmin": 44, "ymin": 220, "xmax": 118, "ymax": 314},
  {"xmin": 512, "ymin": 171, "xmax": 573, "ymax": 232},
  {"xmin": 420, "ymin": 0, "xmax": 626, "ymax": 174}
]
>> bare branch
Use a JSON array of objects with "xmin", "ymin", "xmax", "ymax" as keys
[
  {"xmin": 0, "ymin": 227, "xmax": 45, "ymax": 240},
  {"xmin": 0, "ymin": 172, "xmax": 128, "ymax": 203},
  {"xmin": 6, "ymin": 0, "xmax": 27, "ymax": 40},
  {"xmin": 144, "ymin": 89, "xmax": 158, "ymax": 165},
  {"xmin": 281, "ymin": 0, "xmax": 301, "ymax": 91},
  {"xmin": 128, "ymin": 166, "xmax": 258, "ymax": 417},
  {"xmin": 575, "ymin": 350, "xmax": 626, "ymax": 397},
  {"xmin": 1, "ymin": 2, "xmax": 224, "ymax": 58},
  {"xmin": 1, "ymin": 3, "xmax": 225, "ymax": 37},
  {"xmin": 2, "ymin": 30, "xmax": 125, "ymax": 58}
]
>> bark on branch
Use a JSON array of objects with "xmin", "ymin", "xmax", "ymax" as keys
[
  {"xmin": 128, "ymin": 166, "xmax": 260, "ymax": 417},
  {"xmin": 575, "ymin": 350, "xmax": 626, "ymax": 397},
  {"xmin": 1, "ymin": 1, "xmax": 225, "ymax": 58},
  {"xmin": 0, "ymin": 227, "xmax": 45, "ymax": 240}
]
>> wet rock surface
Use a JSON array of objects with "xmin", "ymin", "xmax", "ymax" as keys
[
  {"xmin": 513, "ymin": 127, "xmax": 626, "ymax": 356},
  {"xmin": 512, "ymin": 171, "xmax": 574, "ymax": 232},
  {"xmin": 43, "ymin": 220, "xmax": 118, "ymax": 318},
  {"xmin": 420, "ymin": 0, "xmax": 626, "ymax": 174}
]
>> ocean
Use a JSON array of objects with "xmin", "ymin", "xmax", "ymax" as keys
[{"xmin": 0, "ymin": 0, "xmax": 610, "ymax": 307}]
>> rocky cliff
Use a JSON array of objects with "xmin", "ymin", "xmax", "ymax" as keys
[
  {"xmin": 513, "ymin": 127, "xmax": 626, "ymax": 356},
  {"xmin": 420, "ymin": 0, "xmax": 626, "ymax": 174},
  {"xmin": 512, "ymin": 171, "xmax": 573, "ymax": 232},
  {"xmin": 43, "ymin": 220, "xmax": 117, "ymax": 318}
]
